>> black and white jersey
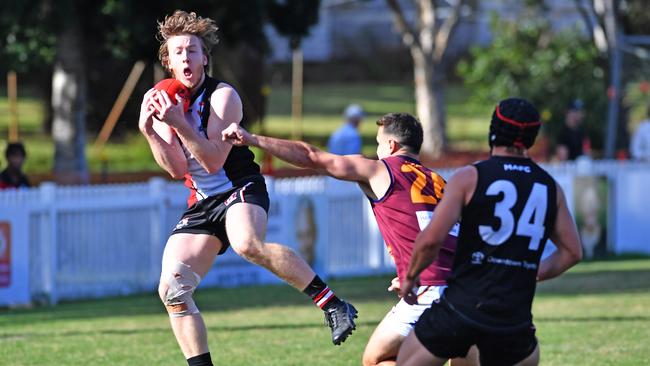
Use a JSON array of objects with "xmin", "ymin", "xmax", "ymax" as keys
[
  {"xmin": 181, "ymin": 77, "xmax": 261, "ymax": 205},
  {"xmin": 443, "ymin": 155, "xmax": 558, "ymax": 332}
]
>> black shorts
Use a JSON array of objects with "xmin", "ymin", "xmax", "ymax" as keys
[
  {"xmin": 414, "ymin": 297, "xmax": 538, "ymax": 366},
  {"xmin": 171, "ymin": 176, "xmax": 270, "ymax": 255}
]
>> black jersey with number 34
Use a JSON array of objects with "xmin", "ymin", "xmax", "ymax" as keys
[{"xmin": 443, "ymin": 155, "xmax": 558, "ymax": 332}]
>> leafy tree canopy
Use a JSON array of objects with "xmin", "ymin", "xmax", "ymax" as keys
[
  {"xmin": 267, "ymin": 0, "xmax": 320, "ymax": 49},
  {"xmin": 620, "ymin": 0, "xmax": 650, "ymax": 35},
  {"xmin": 457, "ymin": 14, "xmax": 607, "ymax": 150},
  {"xmin": 0, "ymin": 0, "xmax": 269, "ymax": 73}
]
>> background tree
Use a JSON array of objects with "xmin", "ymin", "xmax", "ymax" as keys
[
  {"xmin": 618, "ymin": 0, "xmax": 650, "ymax": 35},
  {"xmin": 572, "ymin": 0, "xmax": 650, "ymax": 156},
  {"xmin": 267, "ymin": 0, "xmax": 320, "ymax": 51},
  {"xmin": 210, "ymin": 0, "xmax": 269, "ymax": 128},
  {"xmin": 267, "ymin": 0, "xmax": 321, "ymax": 140},
  {"xmin": 457, "ymin": 10, "xmax": 607, "ymax": 156},
  {"xmin": 0, "ymin": 1, "xmax": 271, "ymax": 182},
  {"xmin": 2, "ymin": 1, "xmax": 91, "ymax": 183},
  {"xmin": 385, "ymin": 0, "xmax": 469, "ymax": 159}
]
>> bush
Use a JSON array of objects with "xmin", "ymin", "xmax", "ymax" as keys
[{"xmin": 457, "ymin": 14, "xmax": 608, "ymax": 153}]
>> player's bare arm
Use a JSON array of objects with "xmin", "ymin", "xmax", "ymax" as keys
[
  {"xmin": 537, "ymin": 183, "xmax": 583, "ymax": 281},
  {"xmin": 139, "ymin": 88, "xmax": 188, "ymax": 178},
  {"xmin": 400, "ymin": 166, "xmax": 477, "ymax": 300},
  {"xmin": 156, "ymin": 85, "xmax": 242, "ymax": 174},
  {"xmin": 222, "ymin": 122, "xmax": 380, "ymax": 180},
  {"xmin": 222, "ymin": 123, "xmax": 390, "ymax": 199}
]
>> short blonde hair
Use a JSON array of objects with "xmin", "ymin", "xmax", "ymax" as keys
[{"xmin": 157, "ymin": 10, "xmax": 219, "ymax": 71}]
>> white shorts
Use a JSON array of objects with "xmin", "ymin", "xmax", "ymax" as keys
[{"xmin": 384, "ymin": 285, "xmax": 447, "ymax": 337}]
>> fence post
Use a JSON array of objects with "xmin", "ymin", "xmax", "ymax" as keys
[
  {"xmin": 7, "ymin": 71, "xmax": 19, "ymax": 142},
  {"xmin": 364, "ymin": 198, "xmax": 384, "ymax": 270},
  {"xmin": 39, "ymin": 182, "xmax": 58, "ymax": 305},
  {"xmin": 149, "ymin": 177, "xmax": 167, "ymax": 287}
]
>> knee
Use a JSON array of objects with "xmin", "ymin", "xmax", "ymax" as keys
[
  {"xmin": 232, "ymin": 238, "xmax": 265, "ymax": 263},
  {"xmin": 361, "ymin": 355, "xmax": 374, "ymax": 366},
  {"xmin": 362, "ymin": 356, "xmax": 382, "ymax": 366},
  {"xmin": 157, "ymin": 282, "xmax": 168, "ymax": 303},
  {"xmin": 362, "ymin": 348, "xmax": 382, "ymax": 366},
  {"xmin": 159, "ymin": 261, "xmax": 201, "ymax": 317}
]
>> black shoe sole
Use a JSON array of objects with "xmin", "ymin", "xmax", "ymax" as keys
[{"xmin": 333, "ymin": 305, "xmax": 359, "ymax": 345}]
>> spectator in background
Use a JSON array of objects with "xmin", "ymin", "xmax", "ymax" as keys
[
  {"xmin": 630, "ymin": 105, "xmax": 650, "ymax": 161},
  {"xmin": 0, "ymin": 142, "xmax": 30, "ymax": 189},
  {"xmin": 327, "ymin": 104, "xmax": 365, "ymax": 155},
  {"xmin": 556, "ymin": 99, "xmax": 591, "ymax": 161}
]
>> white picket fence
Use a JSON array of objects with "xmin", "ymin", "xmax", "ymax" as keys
[
  {"xmin": 0, "ymin": 176, "xmax": 394, "ymax": 306},
  {"xmin": 1, "ymin": 159, "xmax": 649, "ymax": 306},
  {"xmin": 0, "ymin": 179, "xmax": 187, "ymax": 305}
]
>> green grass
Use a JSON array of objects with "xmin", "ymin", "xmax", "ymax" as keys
[
  {"xmin": 1, "ymin": 258, "xmax": 649, "ymax": 365},
  {"xmin": 262, "ymin": 82, "xmax": 491, "ymax": 154},
  {"xmin": 0, "ymin": 97, "xmax": 44, "ymax": 135},
  {"xmin": 0, "ymin": 82, "xmax": 491, "ymax": 176}
]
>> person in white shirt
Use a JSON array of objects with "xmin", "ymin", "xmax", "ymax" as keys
[
  {"xmin": 328, "ymin": 104, "xmax": 365, "ymax": 155},
  {"xmin": 631, "ymin": 105, "xmax": 650, "ymax": 161}
]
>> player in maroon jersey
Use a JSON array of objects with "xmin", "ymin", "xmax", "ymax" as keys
[
  {"xmin": 222, "ymin": 113, "xmax": 477, "ymax": 366},
  {"xmin": 396, "ymin": 98, "xmax": 582, "ymax": 366}
]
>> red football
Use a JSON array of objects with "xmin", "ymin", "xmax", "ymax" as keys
[{"xmin": 153, "ymin": 78, "xmax": 190, "ymax": 112}]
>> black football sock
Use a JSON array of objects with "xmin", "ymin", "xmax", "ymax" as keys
[
  {"xmin": 187, "ymin": 352, "xmax": 213, "ymax": 366},
  {"xmin": 303, "ymin": 275, "xmax": 341, "ymax": 311}
]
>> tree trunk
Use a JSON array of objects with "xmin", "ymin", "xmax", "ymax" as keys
[
  {"xmin": 431, "ymin": 70, "xmax": 447, "ymax": 152},
  {"xmin": 212, "ymin": 41, "xmax": 266, "ymax": 129},
  {"xmin": 413, "ymin": 51, "xmax": 446, "ymax": 159},
  {"xmin": 386, "ymin": 0, "xmax": 465, "ymax": 160},
  {"xmin": 51, "ymin": 17, "xmax": 89, "ymax": 185}
]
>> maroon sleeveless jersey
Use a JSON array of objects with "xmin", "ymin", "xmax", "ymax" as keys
[{"xmin": 370, "ymin": 155, "xmax": 456, "ymax": 286}]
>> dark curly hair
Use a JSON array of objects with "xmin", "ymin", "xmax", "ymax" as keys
[{"xmin": 489, "ymin": 98, "xmax": 541, "ymax": 149}]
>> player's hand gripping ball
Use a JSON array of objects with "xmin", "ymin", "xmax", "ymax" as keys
[{"xmin": 153, "ymin": 78, "xmax": 190, "ymax": 112}]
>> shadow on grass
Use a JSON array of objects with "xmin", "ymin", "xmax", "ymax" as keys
[
  {"xmin": 3, "ymin": 260, "xmax": 650, "ymax": 326},
  {"xmin": 0, "ymin": 276, "xmax": 396, "ymax": 326},
  {"xmin": 536, "ymin": 315, "xmax": 650, "ymax": 323},
  {"xmin": 537, "ymin": 269, "xmax": 650, "ymax": 295},
  {"xmin": 0, "ymin": 319, "xmax": 382, "ymax": 340},
  {"xmin": 5, "ymin": 312, "xmax": 649, "ymax": 341}
]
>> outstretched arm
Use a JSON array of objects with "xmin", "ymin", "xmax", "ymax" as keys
[
  {"xmin": 222, "ymin": 123, "xmax": 383, "ymax": 184},
  {"xmin": 537, "ymin": 183, "xmax": 583, "ymax": 281}
]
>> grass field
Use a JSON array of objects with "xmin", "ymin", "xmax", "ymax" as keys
[
  {"xmin": 0, "ymin": 82, "xmax": 492, "ymax": 176},
  {"xmin": 1, "ymin": 258, "xmax": 649, "ymax": 365}
]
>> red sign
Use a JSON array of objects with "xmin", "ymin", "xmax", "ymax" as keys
[{"xmin": 0, "ymin": 222, "xmax": 10, "ymax": 287}]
